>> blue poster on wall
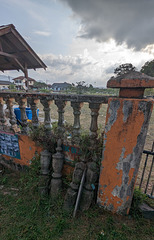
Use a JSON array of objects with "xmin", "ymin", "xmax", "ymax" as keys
[{"xmin": 0, "ymin": 131, "xmax": 21, "ymax": 159}]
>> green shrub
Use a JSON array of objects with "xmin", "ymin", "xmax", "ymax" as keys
[{"xmin": 130, "ymin": 188, "xmax": 147, "ymax": 219}]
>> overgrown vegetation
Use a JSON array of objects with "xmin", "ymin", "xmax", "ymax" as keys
[
  {"xmin": 33, "ymin": 81, "xmax": 48, "ymax": 89},
  {"xmin": 28, "ymin": 123, "xmax": 57, "ymax": 153},
  {"xmin": 79, "ymin": 130, "xmax": 104, "ymax": 165},
  {"xmin": 0, "ymin": 165, "xmax": 153, "ymax": 240},
  {"xmin": 141, "ymin": 59, "xmax": 154, "ymax": 77},
  {"xmin": 66, "ymin": 84, "xmax": 119, "ymax": 96},
  {"xmin": 144, "ymin": 88, "xmax": 154, "ymax": 96},
  {"xmin": 129, "ymin": 188, "xmax": 148, "ymax": 219},
  {"xmin": 28, "ymin": 122, "xmax": 104, "ymax": 166},
  {"xmin": 114, "ymin": 63, "xmax": 136, "ymax": 76}
]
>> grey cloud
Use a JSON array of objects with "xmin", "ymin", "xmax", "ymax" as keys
[
  {"xmin": 40, "ymin": 53, "xmax": 108, "ymax": 86},
  {"xmin": 60, "ymin": 0, "xmax": 154, "ymax": 49},
  {"xmin": 105, "ymin": 65, "xmax": 116, "ymax": 74},
  {"xmin": 43, "ymin": 54, "xmax": 91, "ymax": 72}
]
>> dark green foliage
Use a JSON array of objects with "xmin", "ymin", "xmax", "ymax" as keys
[
  {"xmin": 114, "ymin": 63, "xmax": 136, "ymax": 76},
  {"xmin": 76, "ymin": 81, "xmax": 88, "ymax": 94},
  {"xmin": 28, "ymin": 122, "xmax": 103, "ymax": 165},
  {"xmin": 140, "ymin": 59, "xmax": 154, "ymax": 77},
  {"xmin": 129, "ymin": 188, "xmax": 147, "ymax": 219},
  {"xmin": 39, "ymin": 89, "xmax": 51, "ymax": 93},
  {"xmin": 19, "ymin": 153, "xmax": 41, "ymax": 192},
  {"xmin": 33, "ymin": 81, "xmax": 48, "ymax": 89},
  {"xmin": 8, "ymin": 83, "xmax": 16, "ymax": 90},
  {"xmin": 144, "ymin": 88, "xmax": 154, "ymax": 96},
  {"xmin": 65, "ymin": 82, "xmax": 119, "ymax": 95},
  {"xmin": 28, "ymin": 123, "xmax": 57, "ymax": 153},
  {"xmin": 79, "ymin": 130, "xmax": 104, "ymax": 165}
]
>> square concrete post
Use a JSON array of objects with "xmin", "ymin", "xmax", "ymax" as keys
[{"xmin": 97, "ymin": 71, "xmax": 154, "ymax": 214}]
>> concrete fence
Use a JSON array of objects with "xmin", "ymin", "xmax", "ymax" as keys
[{"xmin": 0, "ymin": 71, "xmax": 154, "ymax": 214}]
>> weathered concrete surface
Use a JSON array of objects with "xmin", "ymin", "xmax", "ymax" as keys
[
  {"xmin": 107, "ymin": 71, "xmax": 154, "ymax": 89},
  {"xmin": 97, "ymin": 98, "xmax": 153, "ymax": 214},
  {"xmin": 139, "ymin": 203, "xmax": 154, "ymax": 220},
  {"xmin": 107, "ymin": 71, "xmax": 154, "ymax": 98},
  {"xmin": 119, "ymin": 88, "xmax": 144, "ymax": 98}
]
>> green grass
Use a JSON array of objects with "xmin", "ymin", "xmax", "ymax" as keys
[{"xmin": 0, "ymin": 167, "xmax": 153, "ymax": 240}]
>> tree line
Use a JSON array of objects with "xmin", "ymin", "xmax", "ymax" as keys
[{"xmin": 114, "ymin": 60, "xmax": 154, "ymax": 77}]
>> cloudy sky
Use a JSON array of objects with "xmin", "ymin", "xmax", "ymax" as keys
[{"xmin": 1, "ymin": 0, "xmax": 154, "ymax": 87}]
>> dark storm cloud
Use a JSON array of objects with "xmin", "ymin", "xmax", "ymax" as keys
[{"xmin": 60, "ymin": 0, "xmax": 154, "ymax": 50}]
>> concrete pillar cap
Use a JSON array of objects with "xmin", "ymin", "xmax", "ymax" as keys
[{"xmin": 107, "ymin": 71, "xmax": 154, "ymax": 98}]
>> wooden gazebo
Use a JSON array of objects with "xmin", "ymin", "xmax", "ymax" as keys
[{"xmin": 0, "ymin": 24, "xmax": 46, "ymax": 88}]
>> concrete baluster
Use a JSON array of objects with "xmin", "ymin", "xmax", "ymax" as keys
[
  {"xmin": 55, "ymin": 100, "xmax": 66, "ymax": 137},
  {"xmin": 50, "ymin": 139, "xmax": 64, "ymax": 196},
  {"xmin": 71, "ymin": 101, "xmax": 83, "ymax": 144},
  {"xmin": 16, "ymin": 97, "xmax": 28, "ymax": 133},
  {"xmin": 6, "ymin": 97, "xmax": 19, "ymax": 133},
  {"xmin": 89, "ymin": 103, "xmax": 101, "ymax": 147},
  {"xmin": 39, "ymin": 149, "xmax": 51, "ymax": 195},
  {"xmin": 40, "ymin": 98, "xmax": 52, "ymax": 130},
  {"xmin": 80, "ymin": 158, "xmax": 99, "ymax": 211},
  {"xmin": 63, "ymin": 160, "xmax": 85, "ymax": 211},
  {"xmin": 28, "ymin": 98, "xmax": 39, "ymax": 127},
  {"xmin": 0, "ymin": 97, "xmax": 7, "ymax": 130}
]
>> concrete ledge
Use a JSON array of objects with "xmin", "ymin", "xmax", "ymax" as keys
[{"xmin": 139, "ymin": 203, "xmax": 154, "ymax": 220}]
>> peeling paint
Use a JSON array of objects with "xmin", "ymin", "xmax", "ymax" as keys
[
  {"xmin": 112, "ymin": 185, "xmax": 121, "ymax": 197},
  {"xmin": 105, "ymin": 99, "xmax": 120, "ymax": 133},
  {"xmin": 123, "ymin": 100, "xmax": 133, "ymax": 123},
  {"xmin": 98, "ymin": 98, "xmax": 153, "ymax": 214}
]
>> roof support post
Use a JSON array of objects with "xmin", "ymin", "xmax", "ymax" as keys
[{"xmin": 24, "ymin": 63, "xmax": 29, "ymax": 90}]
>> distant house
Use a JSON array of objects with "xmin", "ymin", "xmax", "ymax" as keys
[
  {"xmin": 0, "ymin": 80, "xmax": 10, "ymax": 90},
  {"xmin": 13, "ymin": 76, "xmax": 36, "ymax": 90},
  {"xmin": 47, "ymin": 84, "xmax": 52, "ymax": 90},
  {"xmin": 51, "ymin": 82, "xmax": 71, "ymax": 91}
]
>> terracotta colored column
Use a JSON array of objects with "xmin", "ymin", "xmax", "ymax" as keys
[{"xmin": 97, "ymin": 71, "xmax": 154, "ymax": 214}]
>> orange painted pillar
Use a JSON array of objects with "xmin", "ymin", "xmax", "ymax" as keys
[{"xmin": 97, "ymin": 71, "xmax": 154, "ymax": 214}]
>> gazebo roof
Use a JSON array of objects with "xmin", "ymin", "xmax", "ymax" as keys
[{"xmin": 0, "ymin": 24, "xmax": 47, "ymax": 73}]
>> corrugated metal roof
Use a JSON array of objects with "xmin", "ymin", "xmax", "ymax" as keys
[
  {"xmin": 0, "ymin": 80, "xmax": 10, "ymax": 85},
  {"xmin": 0, "ymin": 24, "xmax": 47, "ymax": 73},
  {"xmin": 51, "ymin": 82, "xmax": 71, "ymax": 88}
]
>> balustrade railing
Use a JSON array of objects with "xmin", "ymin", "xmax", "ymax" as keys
[{"xmin": 0, "ymin": 92, "xmax": 110, "ymax": 145}]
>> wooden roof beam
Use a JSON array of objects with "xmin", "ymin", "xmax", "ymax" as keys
[
  {"xmin": 11, "ymin": 27, "xmax": 46, "ymax": 69},
  {"xmin": 0, "ymin": 51, "xmax": 18, "ymax": 59},
  {"xmin": 0, "ymin": 40, "xmax": 3, "ymax": 51},
  {"xmin": 13, "ymin": 58, "xmax": 25, "ymax": 72},
  {"xmin": 0, "ymin": 25, "xmax": 12, "ymax": 37},
  {"xmin": 0, "ymin": 36, "xmax": 30, "ymax": 65}
]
